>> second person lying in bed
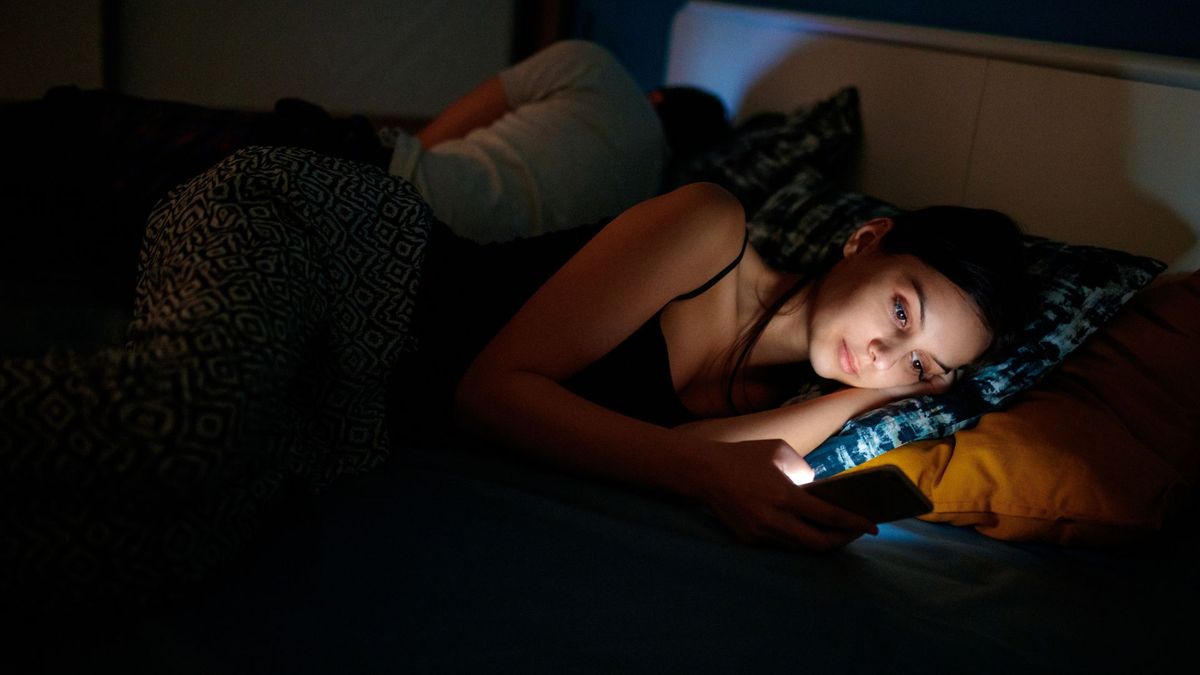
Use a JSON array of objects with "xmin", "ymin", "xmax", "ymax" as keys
[{"xmin": 448, "ymin": 184, "xmax": 1027, "ymax": 552}]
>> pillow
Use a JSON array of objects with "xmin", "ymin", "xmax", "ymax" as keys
[
  {"xmin": 743, "ymin": 168, "xmax": 1167, "ymax": 478},
  {"xmin": 851, "ymin": 271, "xmax": 1200, "ymax": 544},
  {"xmin": 665, "ymin": 87, "xmax": 862, "ymax": 216},
  {"xmin": 746, "ymin": 165, "xmax": 899, "ymax": 272}
]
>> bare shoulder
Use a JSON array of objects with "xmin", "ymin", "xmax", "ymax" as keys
[
  {"xmin": 603, "ymin": 182, "xmax": 747, "ymax": 286},
  {"xmin": 657, "ymin": 182, "xmax": 744, "ymax": 235},
  {"xmin": 462, "ymin": 182, "xmax": 750, "ymax": 383}
]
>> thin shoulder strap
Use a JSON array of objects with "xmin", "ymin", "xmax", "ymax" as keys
[{"xmin": 673, "ymin": 228, "xmax": 750, "ymax": 302}]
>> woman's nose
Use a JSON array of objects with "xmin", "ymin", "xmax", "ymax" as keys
[{"xmin": 868, "ymin": 339, "xmax": 903, "ymax": 369}]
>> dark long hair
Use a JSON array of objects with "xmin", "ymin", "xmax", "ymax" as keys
[{"xmin": 721, "ymin": 206, "xmax": 1027, "ymax": 413}]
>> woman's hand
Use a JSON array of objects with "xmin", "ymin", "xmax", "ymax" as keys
[{"xmin": 692, "ymin": 438, "xmax": 878, "ymax": 552}]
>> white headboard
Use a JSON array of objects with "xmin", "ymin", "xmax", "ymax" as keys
[{"xmin": 666, "ymin": 1, "xmax": 1200, "ymax": 271}]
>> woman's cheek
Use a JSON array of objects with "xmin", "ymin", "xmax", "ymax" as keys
[
  {"xmin": 808, "ymin": 333, "xmax": 837, "ymax": 380},
  {"xmin": 870, "ymin": 367, "xmax": 910, "ymax": 390}
]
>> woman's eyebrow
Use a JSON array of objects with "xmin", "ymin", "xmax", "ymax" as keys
[
  {"xmin": 912, "ymin": 277, "xmax": 927, "ymax": 326},
  {"xmin": 908, "ymin": 276, "xmax": 951, "ymax": 372}
]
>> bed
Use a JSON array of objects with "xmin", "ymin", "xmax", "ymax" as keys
[{"xmin": 7, "ymin": 2, "xmax": 1200, "ymax": 673}]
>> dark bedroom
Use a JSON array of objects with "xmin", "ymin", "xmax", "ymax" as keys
[{"xmin": 2, "ymin": 1, "xmax": 1199, "ymax": 672}]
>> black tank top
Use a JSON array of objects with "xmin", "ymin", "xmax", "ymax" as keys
[
  {"xmin": 388, "ymin": 221, "xmax": 749, "ymax": 442},
  {"xmin": 562, "ymin": 230, "xmax": 749, "ymax": 427}
]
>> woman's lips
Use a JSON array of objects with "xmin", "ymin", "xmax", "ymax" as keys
[{"xmin": 839, "ymin": 340, "xmax": 858, "ymax": 376}]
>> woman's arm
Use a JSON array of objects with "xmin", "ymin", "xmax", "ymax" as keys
[
  {"xmin": 456, "ymin": 183, "xmax": 878, "ymax": 550},
  {"xmin": 456, "ymin": 182, "xmax": 746, "ymax": 488},
  {"xmin": 674, "ymin": 374, "xmax": 954, "ymax": 459}
]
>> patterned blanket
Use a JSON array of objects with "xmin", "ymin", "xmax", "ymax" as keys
[{"xmin": 0, "ymin": 147, "xmax": 431, "ymax": 610}]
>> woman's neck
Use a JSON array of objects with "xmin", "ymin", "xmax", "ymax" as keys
[{"xmin": 741, "ymin": 269, "xmax": 813, "ymax": 368}]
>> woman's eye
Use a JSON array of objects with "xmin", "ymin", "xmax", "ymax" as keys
[
  {"xmin": 893, "ymin": 298, "xmax": 909, "ymax": 327},
  {"xmin": 910, "ymin": 351, "xmax": 926, "ymax": 381}
]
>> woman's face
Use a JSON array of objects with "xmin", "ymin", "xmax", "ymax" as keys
[{"xmin": 806, "ymin": 220, "xmax": 992, "ymax": 389}]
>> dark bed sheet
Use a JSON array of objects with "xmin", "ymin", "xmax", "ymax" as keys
[{"xmin": 14, "ymin": 441, "xmax": 1196, "ymax": 674}]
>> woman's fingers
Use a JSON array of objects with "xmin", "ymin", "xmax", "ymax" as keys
[
  {"xmin": 769, "ymin": 442, "xmax": 876, "ymax": 534},
  {"xmin": 706, "ymin": 438, "xmax": 878, "ymax": 551},
  {"xmin": 747, "ymin": 509, "xmax": 866, "ymax": 552},
  {"xmin": 926, "ymin": 368, "xmax": 959, "ymax": 394},
  {"xmin": 712, "ymin": 495, "xmax": 869, "ymax": 551},
  {"xmin": 771, "ymin": 446, "xmax": 815, "ymax": 486},
  {"xmin": 786, "ymin": 488, "xmax": 878, "ymax": 535}
]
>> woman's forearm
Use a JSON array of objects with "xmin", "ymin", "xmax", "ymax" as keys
[
  {"xmin": 673, "ymin": 387, "xmax": 900, "ymax": 457},
  {"xmin": 455, "ymin": 369, "xmax": 882, "ymax": 548}
]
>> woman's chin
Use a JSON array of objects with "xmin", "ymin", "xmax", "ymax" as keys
[{"xmin": 812, "ymin": 361, "xmax": 855, "ymax": 388}]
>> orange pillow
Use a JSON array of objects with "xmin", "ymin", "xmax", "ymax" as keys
[{"xmin": 857, "ymin": 270, "xmax": 1200, "ymax": 545}]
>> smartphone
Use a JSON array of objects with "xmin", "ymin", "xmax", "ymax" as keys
[{"xmin": 801, "ymin": 465, "xmax": 932, "ymax": 523}]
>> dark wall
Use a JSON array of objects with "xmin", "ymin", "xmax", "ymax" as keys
[{"xmin": 571, "ymin": 0, "xmax": 1200, "ymax": 89}]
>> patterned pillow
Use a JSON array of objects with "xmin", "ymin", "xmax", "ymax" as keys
[
  {"xmin": 746, "ymin": 165, "xmax": 899, "ymax": 271},
  {"xmin": 665, "ymin": 87, "xmax": 862, "ymax": 216},
  {"xmin": 745, "ymin": 169, "xmax": 1167, "ymax": 478}
]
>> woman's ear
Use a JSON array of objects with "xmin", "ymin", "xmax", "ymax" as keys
[{"xmin": 843, "ymin": 218, "xmax": 895, "ymax": 257}]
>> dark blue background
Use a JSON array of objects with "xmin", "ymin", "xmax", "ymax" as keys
[{"xmin": 570, "ymin": 0, "xmax": 1200, "ymax": 89}]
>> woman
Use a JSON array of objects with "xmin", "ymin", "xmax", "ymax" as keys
[
  {"xmin": 0, "ymin": 148, "xmax": 1022, "ymax": 609},
  {"xmin": 455, "ymin": 182, "xmax": 1024, "ymax": 551}
]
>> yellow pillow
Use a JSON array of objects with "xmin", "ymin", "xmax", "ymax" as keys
[{"xmin": 856, "ymin": 270, "xmax": 1200, "ymax": 545}]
